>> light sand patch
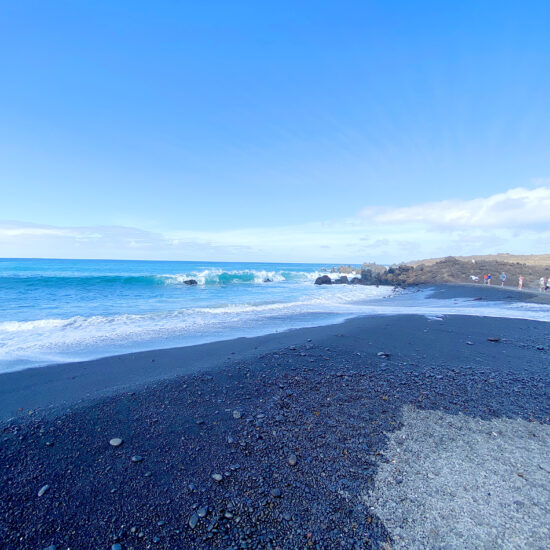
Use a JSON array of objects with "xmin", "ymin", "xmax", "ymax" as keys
[{"xmin": 365, "ymin": 406, "xmax": 550, "ymax": 549}]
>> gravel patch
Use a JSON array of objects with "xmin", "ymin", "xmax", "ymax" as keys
[{"xmin": 366, "ymin": 405, "xmax": 550, "ymax": 549}]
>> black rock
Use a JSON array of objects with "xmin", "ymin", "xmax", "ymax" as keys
[
  {"xmin": 188, "ymin": 512, "xmax": 199, "ymax": 529},
  {"xmin": 184, "ymin": 279, "xmax": 198, "ymax": 285},
  {"xmin": 314, "ymin": 275, "xmax": 332, "ymax": 285}
]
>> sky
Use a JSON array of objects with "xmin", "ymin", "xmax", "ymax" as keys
[{"xmin": 1, "ymin": 1, "xmax": 549, "ymax": 263}]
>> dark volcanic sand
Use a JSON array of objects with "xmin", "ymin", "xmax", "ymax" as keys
[{"xmin": 1, "ymin": 306, "xmax": 549, "ymax": 548}]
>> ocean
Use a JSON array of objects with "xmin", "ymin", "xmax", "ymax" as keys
[
  {"xmin": 1, "ymin": 258, "xmax": 550, "ymax": 373},
  {"xmin": 0, "ymin": 258, "xmax": 391, "ymax": 372}
]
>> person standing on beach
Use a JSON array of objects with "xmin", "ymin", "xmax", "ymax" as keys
[
  {"xmin": 487, "ymin": 273, "xmax": 492, "ymax": 285},
  {"xmin": 484, "ymin": 274, "xmax": 488, "ymax": 284},
  {"xmin": 500, "ymin": 272, "xmax": 506, "ymax": 286},
  {"xmin": 540, "ymin": 277, "xmax": 546, "ymax": 292},
  {"xmin": 518, "ymin": 275, "xmax": 524, "ymax": 290}
]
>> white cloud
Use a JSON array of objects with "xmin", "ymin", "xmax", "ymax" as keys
[
  {"xmin": 362, "ymin": 187, "xmax": 550, "ymax": 228},
  {"xmin": 1, "ymin": 186, "xmax": 550, "ymax": 263}
]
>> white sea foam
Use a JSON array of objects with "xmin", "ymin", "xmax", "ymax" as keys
[
  {"xmin": 1, "ymin": 286, "xmax": 549, "ymax": 373},
  {"xmin": 158, "ymin": 269, "xmax": 332, "ymax": 285}
]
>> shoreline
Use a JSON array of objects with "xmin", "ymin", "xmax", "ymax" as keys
[
  {"xmin": 1, "ymin": 283, "xmax": 549, "ymax": 422},
  {"xmin": 1, "ymin": 284, "xmax": 549, "ymax": 548}
]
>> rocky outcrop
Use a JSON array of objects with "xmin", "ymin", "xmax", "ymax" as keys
[
  {"xmin": 333, "ymin": 276, "xmax": 349, "ymax": 285},
  {"xmin": 184, "ymin": 279, "xmax": 198, "ymax": 285},
  {"xmin": 314, "ymin": 275, "xmax": 333, "ymax": 285}
]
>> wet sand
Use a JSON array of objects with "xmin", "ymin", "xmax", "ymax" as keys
[{"xmin": 1, "ymin": 286, "xmax": 549, "ymax": 549}]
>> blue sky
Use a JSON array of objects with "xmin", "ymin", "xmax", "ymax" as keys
[{"xmin": 1, "ymin": 1, "xmax": 549, "ymax": 262}]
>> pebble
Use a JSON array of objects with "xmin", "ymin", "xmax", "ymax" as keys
[
  {"xmin": 188, "ymin": 512, "xmax": 199, "ymax": 529},
  {"xmin": 109, "ymin": 438, "xmax": 123, "ymax": 447},
  {"xmin": 43, "ymin": 546, "xmax": 57, "ymax": 550},
  {"xmin": 112, "ymin": 544, "xmax": 122, "ymax": 550},
  {"xmin": 131, "ymin": 455, "xmax": 143, "ymax": 463},
  {"xmin": 270, "ymin": 488, "xmax": 282, "ymax": 498},
  {"xmin": 288, "ymin": 454, "xmax": 297, "ymax": 466},
  {"xmin": 197, "ymin": 506, "xmax": 208, "ymax": 518},
  {"xmin": 212, "ymin": 473, "xmax": 223, "ymax": 482},
  {"xmin": 38, "ymin": 484, "xmax": 50, "ymax": 497},
  {"xmin": 232, "ymin": 410, "xmax": 242, "ymax": 419}
]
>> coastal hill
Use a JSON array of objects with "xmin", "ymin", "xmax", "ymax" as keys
[
  {"xmin": 322, "ymin": 253, "xmax": 550, "ymax": 289},
  {"xmin": 407, "ymin": 253, "xmax": 550, "ymax": 268}
]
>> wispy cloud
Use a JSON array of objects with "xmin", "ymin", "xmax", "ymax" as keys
[
  {"xmin": 361, "ymin": 187, "xmax": 550, "ymax": 228},
  {"xmin": 2, "ymin": 186, "xmax": 550, "ymax": 263}
]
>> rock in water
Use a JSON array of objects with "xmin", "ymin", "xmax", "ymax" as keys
[
  {"xmin": 288, "ymin": 454, "xmax": 297, "ymax": 466},
  {"xmin": 184, "ymin": 279, "xmax": 198, "ymax": 285},
  {"xmin": 270, "ymin": 488, "xmax": 282, "ymax": 498},
  {"xmin": 314, "ymin": 275, "xmax": 332, "ymax": 285},
  {"xmin": 38, "ymin": 484, "xmax": 50, "ymax": 497},
  {"xmin": 232, "ymin": 410, "xmax": 242, "ymax": 419},
  {"xmin": 109, "ymin": 438, "xmax": 123, "ymax": 447},
  {"xmin": 112, "ymin": 544, "xmax": 122, "ymax": 550},
  {"xmin": 131, "ymin": 455, "xmax": 144, "ymax": 463},
  {"xmin": 211, "ymin": 473, "xmax": 223, "ymax": 482}
]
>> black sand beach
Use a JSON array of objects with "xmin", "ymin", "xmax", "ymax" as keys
[{"xmin": 1, "ymin": 286, "xmax": 549, "ymax": 549}]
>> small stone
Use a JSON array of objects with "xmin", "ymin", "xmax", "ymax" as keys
[
  {"xmin": 224, "ymin": 511, "xmax": 234, "ymax": 519},
  {"xmin": 43, "ymin": 546, "xmax": 57, "ymax": 550},
  {"xmin": 232, "ymin": 410, "xmax": 242, "ymax": 419},
  {"xmin": 197, "ymin": 506, "xmax": 208, "ymax": 518},
  {"xmin": 153, "ymin": 536, "xmax": 160, "ymax": 543},
  {"xmin": 282, "ymin": 512, "xmax": 292, "ymax": 521},
  {"xmin": 377, "ymin": 351, "xmax": 390, "ymax": 357},
  {"xmin": 270, "ymin": 488, "xmax": 282, "ymax": 498},
  {"xmin": 112, "ymin": 545, "xmax": 122, "ymax": 550},
  {"xmin": 288, "ymin": 454, "xmax": 297, "ymax": 466},
  {"xmin": 157, "ymin": 520, "xmax": 165, "ymax": 526},
  {"xmin": 466, "ymin": 341, "xmax": 474, "ymax": 346},
  {"xmin": 188, "ymin": 512, "xmax": 199, "ymax": 529},
  {"xmin": 212, "ymin": 473, "xmax": 223, "ymax": 482},
  {"xmin": 131, "ymin": 455, "xmax": 143, "ymax": 463},
  {"xmin": 144, "ymin": 471, "xmax": 152, "ymax": 477},
  {"xmin": 487, "ymin": 337, "xmax": 501, "ymax": 342},
  {"xmin": 109, "ymin": 438, "xmax": 123, "ymax": 447},
  {"xmin": 38, "ymin": 484, "xmax": 50, "ymax": 497}
]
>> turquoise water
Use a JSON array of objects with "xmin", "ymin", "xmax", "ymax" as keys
[
  {"xmin": 0, "ymin": 258, "xmax": 390, "ymax": 371},
  {"xmin": 3, "ymin": 259, "xmax": 549, "ymax": 373}
]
